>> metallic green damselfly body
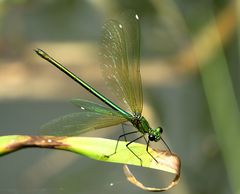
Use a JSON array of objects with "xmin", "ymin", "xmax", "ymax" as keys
[{"xmin": 35, "ymin": 12, "xmax": 170, "ymax": 165}]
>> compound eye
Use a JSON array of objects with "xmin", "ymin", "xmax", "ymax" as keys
[
  {"xmin": 159, "ymin": 127, "xmax": 163, "ymax": 134},
  {"xmin": 148, "ymin": 134, "xmax": 155, "ymax": 141}
]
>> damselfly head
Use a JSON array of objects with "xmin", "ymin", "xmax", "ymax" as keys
[{"xmin": 148, "ymin": 127, "xmax": 163, "ymax": 142}]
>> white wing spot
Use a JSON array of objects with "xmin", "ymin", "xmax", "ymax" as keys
[
  {"xmin": 135, "ymin": 14, "xmax": 139, "ymax": 20},
  {"xmin": 119, "ymin": 24, "xmax": 122, "ymax": 28},
  {"xmin": 47, "ymin": 139, "xmax": 52, "ymax": 143},
  {"xmin": 81, "ymin": 107, "xmax": 85, "ymax": 110}
]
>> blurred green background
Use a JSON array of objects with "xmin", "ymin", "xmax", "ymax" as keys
[{"xmin": 0, "ymin": 0, "xmax": 239, "ymax": 194}]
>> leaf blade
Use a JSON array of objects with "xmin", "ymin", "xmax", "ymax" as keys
[{"xmin": 0, "ymin": 135, "xmax": 181, "ymax": 191}]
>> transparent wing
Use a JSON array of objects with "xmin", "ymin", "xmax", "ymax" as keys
[
  {"xmin": 41, "ymin": 99, "xmax": 127, "ymax": 136},
  {"xmin": 100, "ymin": 11, "xmax": 143, "ymax": 115}
]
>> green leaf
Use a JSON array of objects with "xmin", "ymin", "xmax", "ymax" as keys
[{"xmin": 0, "ymin": 135, "xmax": 180, "ymax": 191}]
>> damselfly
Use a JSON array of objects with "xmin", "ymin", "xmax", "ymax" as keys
[{"xmin": 35, "ymin": 12, "xmax": 170, "ymax": 165}]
